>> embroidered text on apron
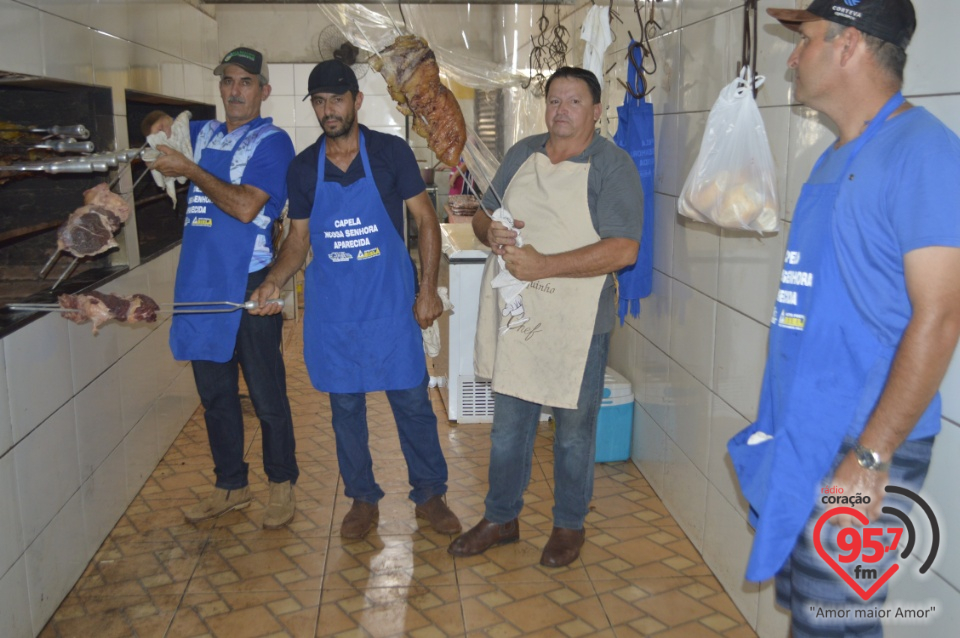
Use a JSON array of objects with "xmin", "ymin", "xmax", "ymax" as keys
[
  {"xmin": 170, "ymin": 123, "xmax": 260, "ymax": 363},
  {"xmin": 728, "ymin": 93, "xmax": 906, "ymax": 581},
  {"xmin": 475, "ymin": 152, "xmax": 605, "ymax": 409},
  {"xmin": 303, "ymin": 132, "xmax": 425, "ymax": 394}
]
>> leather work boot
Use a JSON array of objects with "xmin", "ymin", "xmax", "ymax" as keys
[
  {"xmin": 447, "ymin": 518, "xmax": 519, "ymax": 556},
  {"xmin": 414, "ymin": 495, "xmax": 462, "ymax": 534},
  {"xmin": 263, "ymin": 481, "xmax": 296, "ymax": 529},
  {"xmin": 183, "ymin": 486, "xmax": 251, "ymax": 523},
  {"xmin": 539, "ymin": 526, "xmax": 586, "ymax": 567},
  {"xmin": 340, "ymin": 500, "xmax": 379, "ymax": 539}
]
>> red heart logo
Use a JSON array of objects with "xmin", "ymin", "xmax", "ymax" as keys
[{"xmin": 813, "ymin": 506, "xmax": 899, "ymax": 601}]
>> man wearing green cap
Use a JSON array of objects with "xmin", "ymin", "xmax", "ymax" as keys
[{"xmin": 146, "ymin": 46, "xmax": 299, "ymax": 530}]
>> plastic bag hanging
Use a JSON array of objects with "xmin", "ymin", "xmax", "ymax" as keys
[{"xmin": 678, "ymin": 66, "xmax": 779, "ymax": 233}]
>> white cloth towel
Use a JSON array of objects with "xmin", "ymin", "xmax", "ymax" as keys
[
  {"xmin": 489, "ymin": 207, "xmax": 529, "ymax": 305},
  {"xmin": 146, "ymin": 111, "xmax": 193, "ymax": 205},
  {"xmin": 422, "ymin": 286, "xmax": 453, "ymax": 358},
  {"xmin": 580, "ymin": 5, "xmax": 613, "ymax": 86}
]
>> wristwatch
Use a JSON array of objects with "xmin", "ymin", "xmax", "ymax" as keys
[{"xmin": 854, "ymin": 442, "xmax": 891, "ymax": 472}]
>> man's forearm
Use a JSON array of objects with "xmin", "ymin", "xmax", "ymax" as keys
[
  {"xmin": 183, "ymin": 164, "xmax": 266, "ymax": 223},
  {"xmin": 541, "ymin": 237, "xmax": 639, "ymax": 279},
  {"xmin": 417, "ymin": 216, "xmax": 441, "ymax": 292},
  {"xmin": 472, "ymin": 209, "xmax": 493, "ymax": 246},
  {"xmin": 263, "ymin": 230, "xmax": 310, "ymax": 290},
  {"xmin": 858, "ymin": 308, "xmax": 960, "ymax": 459}
]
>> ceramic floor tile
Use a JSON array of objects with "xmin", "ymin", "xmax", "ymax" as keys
[
  {"xmin": 41, "ymin": 321, "xmax": 757, "ymax": 637},
  {"xmin": 38, "ymin": 593, "xmax": 181, "ymax": 638}
]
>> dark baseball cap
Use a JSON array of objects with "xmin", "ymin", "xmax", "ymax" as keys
[
  {"xmin": 768, "ymin": 0, "xmax": 916, "ymax": 50},
  {"xmin": 303, "ymin": 60, "xmax": 359, "ymax": 101},
  {"xmin": 214, "ymin": 47, "xmax": 269, "ymax": 84}
]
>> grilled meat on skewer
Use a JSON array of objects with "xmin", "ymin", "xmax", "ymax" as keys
[
  {"xmin": 56, "ymin": 184, "xmax": 131, "ymax": 258},
  {"xmin": 371, "ymin": 35, "xmax": 466, "ymax": 167},
  {"xmin": 59, "ymin": 292, "xmax": 159, "ymax": 334}
]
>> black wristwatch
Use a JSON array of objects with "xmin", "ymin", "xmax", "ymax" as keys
[{"xmin": 854, "ymin": 442, "xmax": 890, "ymax": 472}]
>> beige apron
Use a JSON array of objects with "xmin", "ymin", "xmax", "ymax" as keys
[{"xmin": 475, "ymin": 152, "xmax": 605, "ymax": 409}]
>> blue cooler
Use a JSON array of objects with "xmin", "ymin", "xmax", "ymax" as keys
[{"xmin": 595, "ymin": 367, "xmax": 634, "ymax": 462}]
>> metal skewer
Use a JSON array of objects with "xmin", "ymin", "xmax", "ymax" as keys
[
  {"xmin": 8, "ymin": 299, "xmax": 284, "ymax": 314},
  {"xmin": 42, "ymin": 151, "xmax": 154, "ymax": 284},
  {"xmin": 160, "ymin": 299, "xmax": 285, "ymax": 313},
  {"xmin": 51, "ymin": 258, "xmax": 80, "ymax": 290},
  {"xmin": 107, "ymin": 142, "xmax": 148, "ymax": 191}
]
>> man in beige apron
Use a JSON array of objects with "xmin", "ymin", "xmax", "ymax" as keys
[{"xmin": 448, "ymin": 67, "xmax": 644, "ymax": 567}]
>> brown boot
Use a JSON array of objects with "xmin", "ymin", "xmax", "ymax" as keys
[
  {"xmin": 539, "ymin": 527, "xmax": 585, "ymax": 567},
  {"xmin": 415, "ymin": 495, "xmax": 462, "ymax": 534},
  {"xmin": 340, "ymin": 500, "xmax": 379, "ymax": 539},
  {"xmin": 447, "ymin": 518, "xmax": 519, "ymax": 556}
]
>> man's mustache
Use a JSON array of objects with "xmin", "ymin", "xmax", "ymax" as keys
[{"xmin": 228, "ymin": 96, "xmax": 246, "ymax": 105}]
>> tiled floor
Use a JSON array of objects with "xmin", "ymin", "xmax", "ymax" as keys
[{"xmin": 40, "ymin": 325, "xmax": 757, "ymax": 637}]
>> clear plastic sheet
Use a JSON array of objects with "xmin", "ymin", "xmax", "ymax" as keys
[{"xmin": 315, "ymin": 3, "xmax": 550, "ymax": 198}]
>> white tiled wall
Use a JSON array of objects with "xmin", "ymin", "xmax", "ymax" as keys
[
  {"xmin": 592, "ymin": 1, "xmax": 960, "ymax": 636},
  {"xmin": 0, "ymin": 2, "xmax": 208, "ymax": 635}
]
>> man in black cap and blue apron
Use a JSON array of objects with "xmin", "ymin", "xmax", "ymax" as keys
[
  {"xmin": 727, "ymin": 2, "xmax": 960, "ymax": 635},
  {"xmin": 250, "ymin": 60, "xmax": 460, "ymax": 539},
  {"xmin": 148, "ymin": 46, "xmax": 299, "ymax": 529},
  {"xmin": 447, "ymin": 67, "xmax": 644, "ymax": 567}
]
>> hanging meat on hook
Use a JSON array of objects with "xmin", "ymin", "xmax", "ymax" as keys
[
  {"xmin": 56, "ymin": 183, "xmax": 131, "ymax": 258},
  {"xmin": 371, "ymin": 35, "xmax": 466, "ymax": 167},
  {"xmin": 59, "ymin": 291, "xmax": 159, "ymax": 334}
]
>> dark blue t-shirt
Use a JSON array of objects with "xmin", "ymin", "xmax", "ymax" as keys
[{"xmin": 286, "ymin": 125, "xmax": 425, "ymax": 238}]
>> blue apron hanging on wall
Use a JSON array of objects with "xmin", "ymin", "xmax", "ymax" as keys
[
  {"xmin": 303, "ymin": 132, "xmax": 425, "ymax": 394},
  {"xmin": 727, "ymin": 93, "xmax": 906, "ymax": 581},
  {"xmin": 613, "ymin": 41, "xmax": 655, "ymax": 323},
  {"xmin": 170, "ymin": 123, "xmax": 261, "ymax": 363}
]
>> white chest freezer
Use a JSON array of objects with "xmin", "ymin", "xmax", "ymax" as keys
[{"xmin": 436, "ymin": 223, "xmax": 495, "ymax": 422}]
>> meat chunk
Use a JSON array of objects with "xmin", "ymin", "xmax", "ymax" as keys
[
  {"xmin": 53, "ymin": 184, "xmax": 130, "ymax": 259},
  {"xmin": 371, "ymin": 35, "xmax": 466, "ymax": 167},
  {"xmin": 59, "ymin": 292, "xmax": 160, "ymax": 334},
  {"xmin": 83, "ymin": 183, "xmax": 130, "ymax": 224},
  {"xmin": 57, "ymin": 205, "xmax": 122, "ymax": 257}
]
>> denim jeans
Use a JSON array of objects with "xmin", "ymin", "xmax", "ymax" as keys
[
  {"xmin": 329, "ymin": 372, "xmax": 448, "ymax": 505},
  {"xmin": 192, "ymin": 268, "xmax": 299, "ymax": 489},
  {"xmin": 484, "ymin": 331, "xmax": 610, "ymax": 530}
]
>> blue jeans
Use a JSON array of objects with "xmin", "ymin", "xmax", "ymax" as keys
[
  {"xmin": 329, "ymin": 372, "xmax": 448, "ymax": 505},
  {"xmin": 484, "ymin": 332, "xmax": 610, "ymax": 530},
  {"xmin": 192, "ymin": 268, "xmax": 299, "ymax": 489}
]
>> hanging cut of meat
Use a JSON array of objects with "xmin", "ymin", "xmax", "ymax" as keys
[
  {"xmin": 82, "ymin": 183, "xmax": 130, "ymax": 222},
  {"xmin": 56, "ymin": 183, "xmax": 131, "ymax": 258},
  {"xmin": 371, "ymin": 35, "xmax": 466, "ymax": 167},
  {"xmin": 59, "ymin": 291, "xmax": 159, "ymax": 334}
]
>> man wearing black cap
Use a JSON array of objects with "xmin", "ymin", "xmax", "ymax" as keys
[
  {"xmin": 727, "ymin": 2, "xmax": 960, "ymax": 635},
  {"xmin": 250, "ymin": 60, "xmax": 460, "ymax": 540},
  {"xmin": 146, "ymin": 46, "xmax": 299, "ymax": 529}
]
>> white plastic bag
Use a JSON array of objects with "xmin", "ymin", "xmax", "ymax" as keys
[{"xmin": 678, "ymin": 67, "xmax": 779, "ymax": 232}]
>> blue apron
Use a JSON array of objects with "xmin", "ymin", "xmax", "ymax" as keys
[
  {"xmin": 303, "ymin": 132, "xmax": 424, "ymax": 393},
  {"xmin": 612, "ymin": 40, "xmax": 655, "ymax": 323},
  {"xmin": 728, "ymin": 93, "xmax": 905, "ymax": 582},
  {"xmin": 170, "ymin": 123, "xmax": 263, "ymax": 363}
]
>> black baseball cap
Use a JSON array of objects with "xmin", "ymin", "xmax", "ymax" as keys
[
  {"xmin": 303, "ymin": 60, "xmax": 359, "ymax": 101},
  {"xmin": 214, "ymin": 47, "xmax": 269, "ymax": 84},
  {"xmin": 768, "ymin": 0, "xmax": 916, "ymax": 50}
]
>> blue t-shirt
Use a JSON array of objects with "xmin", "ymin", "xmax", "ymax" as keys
[
  {"xmin": 286, "ymin": 125, "xmax": 425, "ymax": 239},
  {"xmin": 189, "ymin": 117, "xmax": 294, "ymax": 271},
  {"xmin": 809, "ymin": 107, "xmax": 960, "ymax": 439}
]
